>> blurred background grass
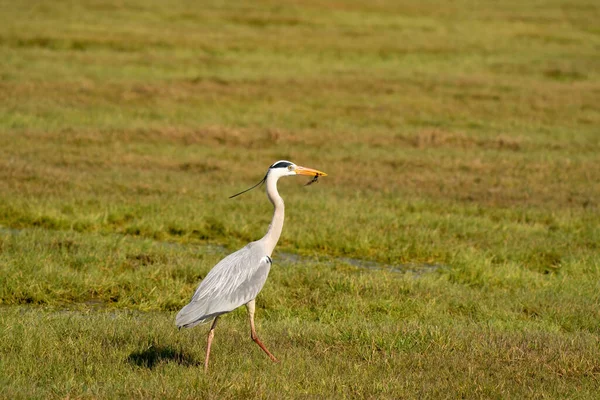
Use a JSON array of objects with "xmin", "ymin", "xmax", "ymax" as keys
[{"xmin": 0, "ymin": 0, "xmax": 599, "ymax": 398}]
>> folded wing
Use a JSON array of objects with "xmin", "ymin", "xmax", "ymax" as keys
[{"xmin": 175, "ymin": 242, "xmax": 271, "ymax": 328}]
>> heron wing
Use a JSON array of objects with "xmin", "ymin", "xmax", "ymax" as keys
[{"xmin": 175, "ymin": 241, "xmax": 271, "ymax": 328}]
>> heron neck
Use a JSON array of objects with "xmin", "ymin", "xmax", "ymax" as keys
[{"xmin": 262, "ymin": 174, "xmax": 284, "ymax": 256}]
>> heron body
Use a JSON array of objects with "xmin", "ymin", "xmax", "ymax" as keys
[{"xmin": 175, "ymin": 160, "xmax": 327, "ymax": 371}]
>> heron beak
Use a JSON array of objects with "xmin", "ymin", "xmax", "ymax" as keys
[{"xmin": 295, "ymin": 166, "xmax": 327, "ymax": 177}]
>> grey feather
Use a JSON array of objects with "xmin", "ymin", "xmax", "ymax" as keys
[{"xmin": 175, "ymin": 241, "xmax": 271, "ymax": 328}]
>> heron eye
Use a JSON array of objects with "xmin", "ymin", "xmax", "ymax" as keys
[{"xmin": 287, "ymin": 165, "xmax": 293, "ymax": 171}]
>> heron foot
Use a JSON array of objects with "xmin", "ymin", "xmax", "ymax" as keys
[{"xmin": 251, "ymin": 334, "xmax": 279, "ymax": 363}]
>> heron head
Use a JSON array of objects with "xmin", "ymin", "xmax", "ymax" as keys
[
  {"xmin": 230, "ymin": 161, "xmax": 327, "ymax": 198},
  {"xmin": 268, "ymin": 160, "xmax": 327, "ymax": 178}
]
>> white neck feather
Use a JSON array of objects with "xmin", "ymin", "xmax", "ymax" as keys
[{"xmin": 261, "ymin": 172, "xmax": 285, "ymax": 256}]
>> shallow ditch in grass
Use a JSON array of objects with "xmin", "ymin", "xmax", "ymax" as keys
[
  {"xmin": 0, "ymin": 225, "xmax": 446, "ymax": 276},
  {"xmin": 276, "ymin": 251, "xmax": 446, "ymax": 276}
]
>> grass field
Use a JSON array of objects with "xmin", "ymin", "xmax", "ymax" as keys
[{"xmin": 1, "ymin": 0, "xmax": 599, "ymax": 398}]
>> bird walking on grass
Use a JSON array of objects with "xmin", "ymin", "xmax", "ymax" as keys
[{"xmin": 175, "ymin": 160, "xmax": 327, "ymax": 372}]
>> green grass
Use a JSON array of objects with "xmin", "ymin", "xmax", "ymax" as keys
[{"xmin": 1, "ymin": 0, "xmax": 599, "ymax": 398}]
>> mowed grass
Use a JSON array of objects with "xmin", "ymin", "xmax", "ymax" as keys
[
  {"xmin": 1, "ymin": 229, "xmax": 599, "ymax": 398},
  {"xmin": 0, "ymin": 0, "xmax": 599, "ymax": 398}
]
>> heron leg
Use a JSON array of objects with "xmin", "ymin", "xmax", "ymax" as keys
[
  {"xmin": 204, "ymin": 317, "xmax": 219, "ymax": 372},
  {"xmin": 246, "ymin": 299, "xmax": 279, "ymax": 363}
]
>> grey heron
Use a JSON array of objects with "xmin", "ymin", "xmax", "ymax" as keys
[{"xmin": 175, "ymin": 160, "xmax": 327, "ymax": 371}]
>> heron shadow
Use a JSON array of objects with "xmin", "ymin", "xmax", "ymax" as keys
[{"xmin": 127, "ymin": 344, "xmax": 200, "ymax": 369}]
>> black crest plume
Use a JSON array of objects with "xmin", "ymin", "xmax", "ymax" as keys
[{"xmin": 229, "ymin": 172, "xmax": 268, "ymax": 199}]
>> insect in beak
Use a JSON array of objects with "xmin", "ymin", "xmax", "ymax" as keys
[{"xmin": 305, "ymin": 174, "xmax": 322, "ymax": 186}]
